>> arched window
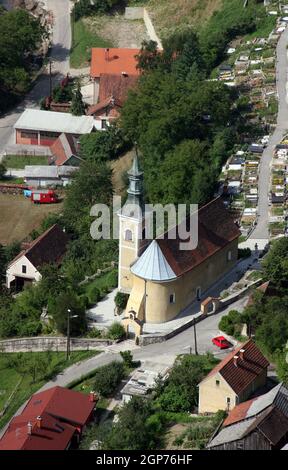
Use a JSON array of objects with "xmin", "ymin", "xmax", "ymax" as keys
[{"xmin": 124, "ymin": 229, "xmax": 133, "ymax": 241}]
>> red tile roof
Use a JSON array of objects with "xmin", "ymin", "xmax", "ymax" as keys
[
  {"xmin": 0, "ymin": 386, "xmax": 96, "ymax": 450},
  {"xmin": 223, "ymin": 397, "xmax": 255, "ymax": 426},
  {"xmin": 99, "ymin": 73, "xmax": 138, "ymax": 103},
  {"xmin": 203, "ymin": 339, "xmax": 269, "ymax": 395},
  {"xmin": 8, "ymin": 224, "xmax": 69, "ymax": 270},
  {"xmin": 90, "ymin": 48, "xmax": 140, "ymax": 79},
  {"xmin": 157, "ymin": 197, "xmax": 241, "ymax": 277},
  {"xmin": 0, "ymin": 412, "xmax": 75, "ymax": 451},
  {"xmin": 87, "ymin": 95, "xmax": 122, "ymax": 117},
  {"xmin": 21, "ymin": 386, "xmax": 95, "ymax": 426}
]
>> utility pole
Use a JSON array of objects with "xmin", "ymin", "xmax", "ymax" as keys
[
  {"xmin": 66, "ymin": 309, "xmax": 78, "ymax": 361},
  {"xmin": 193, "ymin": 321, "xmax": 198, "ymax": 355},
  {"xmin": 66, "ymin": 308, "xmax": 71, "ymax": 361},
  {"xmin": 49, "ymin": 59, "xmax": 52, "ymax": 99}
]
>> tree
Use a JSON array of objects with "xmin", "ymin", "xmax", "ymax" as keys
[
  {"xmin": 262, "ymin": 238, "xmax": 288, "ymax": 290},
  {"xmin": 102, "ymin": 397, "xmax": 165, "ymax": 450},
  {"xmin": 71, "ymin": 82, "xmax": 86, "ymax": 116},
  {"xmin": 93, "ymin": 361, "xmax": 125, "ymax": 397},
  {"xmin": 0, "ymin": 162, "xmax": 6, "ymax": 179},
  {"xmin": 80, "ymin": 126, "xmax": 127, "ymax": 162},
  {"xmin": 50, "ymin": 291, "xmax": 87, "ymax": 336},
  {"xmin": 136, "ymin": 40, "xmax": 160, "ymax": 73},
  {"xmin": 120, "ymin": 350, "xmax": 133, "ymax": 367},
  {"xmin": 0, "ymin": 9, "xmax": 46, "ymax": 99},
  {"xmin": 114, "ymin": 291, "xmax": 129, "ymax": 311},
  {"xmin": 63, "ymin": 160, "xmax": 113, "ymax": 235}
]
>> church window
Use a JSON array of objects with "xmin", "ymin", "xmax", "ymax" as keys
[
  {"xmin": 125, "ymin": 229, "xmax": 133, "ymax": 241},
  {"xmin": 169, "ymin": 293, "xmax": 176, "ymax": 304}
]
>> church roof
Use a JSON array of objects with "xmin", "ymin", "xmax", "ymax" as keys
[
  {"xmin": 131, "ymin": 197, "xmax": 241, "ymax": 281},
  {"xmin": 131, "ymin": 240, "xmax": 177, "ymax": 281},
  {"xmin": 127, "ymin": 152, "xmax": 143, "ymax": 177}
]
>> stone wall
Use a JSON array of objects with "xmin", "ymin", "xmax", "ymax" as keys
[{"xmin": 0, "ymin": 336, "xmax": 116, "ymax": 353}]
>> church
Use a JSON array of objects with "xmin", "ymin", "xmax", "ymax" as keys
[{"xmin": 118, "ymin": 152, "xmax": 241, "ymax": 325}]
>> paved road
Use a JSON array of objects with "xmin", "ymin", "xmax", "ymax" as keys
[
  {"xmin": 249, "ymin": 26, "xmax": 288, "ymax": 240},
  {"xmin": 0, "ymin": 0, "xmax": 71, "ymax": 156},
  {"xmin": 0, "ymin": 294, "xmax": 248, "ymax": 437}
]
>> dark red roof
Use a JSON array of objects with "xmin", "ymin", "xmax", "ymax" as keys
[
  {"xmin": 9, "ymin": 224, "xmax": 69, "ymax": 270},
  {"xmin": 98, "ymin": 73, "xmax": 138, "ymax": 103},
  {"xmin": 0, "ymin": 386, "xmax": 95, "ymax": 450},
  {"xmin": 87, "ymin": 95, "xmax": 122, "ymax": 118},
  {"xmin": 157, "ymin": 197, "xmax": 241, "ymax": 277},
  {"xmin": 204, "ymin": 339, "xmax": 269, "ymax": 395},
  {"xmin": 0, "ymin": 412, "xmax": 75, "ymax": 451},
  {"xmin": 0, "ymin": 386, "xmax": 96, "ymax": 450},
  {"xmin": 21, "ymin": 386, "xmax": 95, "ymax": 426}
]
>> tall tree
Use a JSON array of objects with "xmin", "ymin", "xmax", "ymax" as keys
[{"xmin": 71, "ymin": 83, "xmax": 86, "ymax": 116}]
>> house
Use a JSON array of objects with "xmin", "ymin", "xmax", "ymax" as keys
[
  {"xmin": 0, "ymin": 386, "xmax": 97, "ymax": 450},
  {"xmin": 121, "ymin": 361, "xmax": 170, "ymax": 403},
  {"xmin": 49, "ymin": 133, "xmax": 82, "ymax": 166},
  {"xmin": 24, "ymin": 165, "xmax": 78, "ymax": 188},
  {"xmin": 118, "ymin": 152, "xmax": 241, "ymax": 327},
  {"xmin": 90, "ymin": 48, "xmax": 140, "ymax": 102},
  {"xmin": 198, "ymin": 339, "xmax": 269, "ymax": 414},
  {"xmin": 207, "ymin": 383, "xmax": 288, "ymax": 450},
  {"xmin": 6, "ymin": 224, "xmax": 69, "ymax": 291},
  {"xmin": 87, "ymin": 73, "xmax": 138, "ymax": 129},
  {"xmin": 14, "ymin": 109, "xmax": 95, "ymax": 147}
]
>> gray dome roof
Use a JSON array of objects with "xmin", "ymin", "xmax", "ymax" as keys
[{"xmin": 131, "ymin": 240, "xmax": 177, "ymax": 282}]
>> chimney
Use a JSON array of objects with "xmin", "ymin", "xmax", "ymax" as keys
[
  {"xmin": 89, "ymin": 391, "xmax": 96, "ymax": 402},
  {"xmin": 105, "ymin": 48, "xmax": 110, "ymax": 61},
  {"xmin": 239, "ymin": 349, "xmax": 245, "ymax": 360},
  {"xmin": 121, "ymin": 71, "xmax": 128, "ymax": 77},
  {"xmin": 27, "ymin": 422, "xmax": 32, "ymax": 435},
  {"xmin": 233, "ymin": 355, "xmax": 239, "ymax": 367},
  {"xmin": 36, "ymin": 416, "xmax": 42, "ymax": 429}
]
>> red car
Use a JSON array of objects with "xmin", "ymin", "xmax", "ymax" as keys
[{"xmin": 212, "ymin": 336, "xmax": 231, "ymax": 349}]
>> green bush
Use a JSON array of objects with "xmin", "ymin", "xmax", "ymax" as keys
[
  {"xmin": 18, "ymin": 321, "xmax": 42, "ymax": 337},
  {"xmin": 218, "ymin": 309, "xmax": 240, "ymax": 337},
  {"xmin": 88, "ymin": 286, "xmax": 101, "ymax": 305},
  {"xmin": 107, "ymin": 322, "xmax": 126, "ymax": 340},
  {"xmin": 114, "ymin": 292, "xmax": 129, "ymax": 311},
  {"xmin": 238, "ymin": 247, "xmax": 252, "ymax": 259},
  {"xmin": 93, "ymin": 361, "xmax": 125, "ymax": 397},
  {"xmin": 87, "ymin": 327, "xmax": 102, "ymax": 338},
  {"xmin": 120, "ymin": 350, "xmax": 133, "ymax": 367}
]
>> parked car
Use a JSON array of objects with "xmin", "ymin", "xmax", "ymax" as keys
[{"xmin": 212, "ymin": 336, "xmax": 231, "ymax": 349}]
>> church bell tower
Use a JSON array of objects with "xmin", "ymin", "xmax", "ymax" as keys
[{"xmin": 118, "ymin": 147, "xmax": 145, "ymax": 293}]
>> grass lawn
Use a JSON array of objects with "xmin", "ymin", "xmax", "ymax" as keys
[
  {"xmin": 3, "ymin": 155, "xmax": 49, "ymax": 169},
  {"xmin": 70, "ymin": 18, "xmax": 113, "ymax": 68},
  {"xmin": 0, "ymin": 177, "xmax": 24, "ymax": 184},
  {"xmin": 0, "ymin": 350, "xmax": 100, "ymax": 429},
  {"xmin": 80, "ymin": 269, "xmax": 118, "ymax": 304}
]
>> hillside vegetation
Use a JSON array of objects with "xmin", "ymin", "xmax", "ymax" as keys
[{"xmin": 146, "ymin": 0, "xmax": 223, "ymax": 37}]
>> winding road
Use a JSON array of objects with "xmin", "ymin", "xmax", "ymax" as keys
[{"xmin": 0, "ymin": 0, "xmax": 71, "ymax": 156}]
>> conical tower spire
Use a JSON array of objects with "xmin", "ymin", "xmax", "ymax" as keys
[{"xmin": 125, "ymin": 145, "xmax": 144, "ymax": 213}]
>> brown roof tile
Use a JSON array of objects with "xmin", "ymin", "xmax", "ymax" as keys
[
  {"xmin": 9, "ymin": 224, "xmax": 69, "ymax": 270},
  {"xmin": 157, "ymin": 197, "xmax": 241, "ymax": 277},
  {"xmin": 204, "ymin": 339, "xmax": 269, "ymax": 395}
]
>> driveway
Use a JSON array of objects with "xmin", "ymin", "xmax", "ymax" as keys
[
  {"xmin": 249, "ymin": 26, "xmax": 288, "ymax": 240},
  {"xmin": 0, "ymin": 0, "xmax": 71, "ymax": 157}
]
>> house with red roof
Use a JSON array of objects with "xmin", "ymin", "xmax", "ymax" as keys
[
  {"xmin": 87, "ymin": 73, "xmax": 139, "ymax": 129},
  {"xmin": 198, "ymin": 339, "xmax": 269, "ymax": 414},
  {"xmin": 49, "ymin": 133, "xmax": 83, "ymax": 167},
  {"xmin": 90, "ymin": 47, "xmax": 140, "ymax": 104},
  {"xmin": 0, "ymin": 386, "xmax": 98, "ymax": 450},
  {"xmin": 6, "ymin": 224, "xmax": 69, "ymax": 291}
]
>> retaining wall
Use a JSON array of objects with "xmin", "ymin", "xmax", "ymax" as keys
[{"xmin": 0, "ymin": 336, "xmax": 116, "ymax": 353}]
